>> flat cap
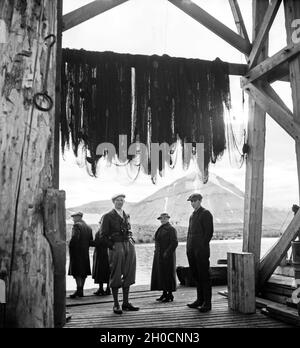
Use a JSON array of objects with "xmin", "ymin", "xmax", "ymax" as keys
[
  {"xmin": 187, "ymin": 193, "xmax": 203, "ymax": 201},
  {"xmin": 71, "ymin": 211, "xmax": 83, "ymax": 217},
  {"xmin": 157, "ymin": 213, "xmax": 171, "ymax": 220},
  {"xmin": 112, "ymin": 193, "xmax": 126, "ymax": 201}
]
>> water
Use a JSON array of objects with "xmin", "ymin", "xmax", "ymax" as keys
[{"xmin": 66, "ymin": 238, "xmax": 279, "ymax": 290}]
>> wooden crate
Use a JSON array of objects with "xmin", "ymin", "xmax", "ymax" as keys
[{"xmin": 227, "ymin": 252, "xmax": 256, "ymax": 314}]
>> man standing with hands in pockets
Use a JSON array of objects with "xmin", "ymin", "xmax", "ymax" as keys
[{"xmin": 186, "ymin": 193, "xmax": 214, "ymax": 313}]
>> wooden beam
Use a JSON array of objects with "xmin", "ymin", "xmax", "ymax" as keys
[
  {"xmin": 241, "ymin": 42, "xmax": 300, "ymax": 87},
  {"xmin": 263, "ymin": 83, "xmax": 292, "ymax": 115},
  {"xmin": 285, "ymin": 0, "xmax": 300, "ymax": 209},
  {"xmin": 259, "ymin": 210, "xmax": 300, "ymax": 288},
  {"xmin": 244, "ymin": 82, "xmax": 300, "ymax": 141},
  {"xmin": 167, "ymin": 0, "xmax": 251, "ymax": 55},
  {"xmin": 248, "ymin": 0, "xmax": 282, "ymax": 68},
  {"xmin": 267, "ymin": 62, "xmax": 290, "ymax": 83},
  {"xmin": 228, "ymin": 62, "xmax": 248, "ymax": 75},
  {"xmin": 243, "ymin": 0, "xmax": 269, "ymax": 284},
  {"xmin": 54, "ymin": 0, "xmax": 62, "ymax": 189},
  {"xmin": 228, "ymin": 0, "xmax": 251, "ymax": 44},
  {"xmin": 0, "ymin": 0, "xmax": 59, "ymax": 328},
  {"xmin": 44, "ymin": 189, "xmax": 66, "ymax": 328},
  {"xmin": 63, "ymin": 0, "xmax": 129, "ymax": 32}
]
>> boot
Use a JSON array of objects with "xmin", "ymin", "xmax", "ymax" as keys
[
  {"xmin": 187, "ymin": 285, "xmax": 203, "ymax": 308},
  {"xmin": 161, "ymin": 292, "xmax": 174, "ymax": 302},
  {"xmin": 69, "ymin": 290, "xmax": 79, "ymax": 299},
  {"xmin": 156, "ymin": 291, "xmax": 167, "ymax": 301},
  {"xmin": 77, "ymin": 287, "xmax": 84, "ymax": 297}
]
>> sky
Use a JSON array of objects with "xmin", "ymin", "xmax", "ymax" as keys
[{"xmin": 60, "ymin": 0, "xmax": 298, "ymax": 210}]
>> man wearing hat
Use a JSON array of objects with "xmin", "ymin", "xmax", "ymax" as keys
[
  {"xmin": 150, "ymin": 213, "xmax": 178, "ymax": 302},
  {"xmin": 68, "ymin": 212, "xmax": 94, "ymax": 298},
  {"xmin": 186, "ymin": 193, "xmax": 214, "ymax": 313},
  {"xmin": 100, "ymin": 194, "xmax": 139, "ymax": 314}
]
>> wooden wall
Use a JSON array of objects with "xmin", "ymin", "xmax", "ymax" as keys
[{"xmin": 0, "ymin": 0, "xmax": 60, "ymax": 327}]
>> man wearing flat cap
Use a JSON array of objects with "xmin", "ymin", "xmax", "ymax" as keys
[
  {"xmin": 100, "ymin": 194, "xmax": 139, "ymax": 314},
  {"xmin": 186, "ymin": 193, "xmax": 214, "ymax": 313},
  {"xmin": 68, "ymin": 212, "xmax": 93, "ymax": 298}
]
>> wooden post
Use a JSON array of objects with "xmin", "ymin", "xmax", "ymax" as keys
[
  {"xmin": 0, "ymin": 1, "xmax": 60, "ymax": 327},
  {"xmin": 284, "ymin": 0, "xmax": 300, "ymax": 240},
  {"xmin": 227, "ymin": 252, "xmax": 256, "ymax": 314},
  {"xmin": 54, "ymin": 0, "xmax": 63, "ymax": 189},
  {"xmin": 243, "ymin": 0, "xmax": 269, "ymax": 283},
  {"xmin": 44, "ymin": 189, "xmax": 66, "ymax": 328}
]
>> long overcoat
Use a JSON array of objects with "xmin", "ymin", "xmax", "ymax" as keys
[
  {"xmin": 186, "ymin": 206, "xmax": 214, "ymax": 283},
  {"xmin": 92, "ymin": 229, "xmax": 110, "ymax": 283},
  {"xmin": 68, "ymin": 220, "xmax": 93, "ymax": 278},
  {"xmin": 150, "ymin": 222, "xmax": 178, "ymax": 292}
]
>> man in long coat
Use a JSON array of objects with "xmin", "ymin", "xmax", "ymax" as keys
[
  {"xmin": 150, "ymin": 213, "xmax": 178, "ymax": 302},
  {"xmin": 186, "ymin": 193, "xmax": 214, "ymax": 312},
  {"xmin": 100, "ymin": 194, "xmax": 139, "ymax": 314},
  {"xmin": 68, "ymin": 212, "xmax": 93, "ymax": 298},
  {"xmin": 92, "ymin": 217, "xmax": 111, "ymax": 295}
]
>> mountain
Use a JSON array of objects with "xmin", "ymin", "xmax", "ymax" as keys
[{"xmin": 67, "ymin": 172, "xmax": 290, "ymax": 229}]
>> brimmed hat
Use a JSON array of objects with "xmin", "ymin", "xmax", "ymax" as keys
[
  {"xmin": 112, "ymin": 193, "xmax": 126, "ymax": 201},
  {"xmin": 187, "ymin": 193, "xmax": 203, "ymax": 202},
  {"xmin": 157, "ymin": 213, "xmax": 171, "ymax": 220},
  {"xmin": 71, "ymin": 212, "xmax": 83, "ymax": 217}
]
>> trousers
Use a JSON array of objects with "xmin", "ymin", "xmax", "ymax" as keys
[
  {"xmin": 187, "ymin": 248, "xmax": 212, "ymax": 305},
  {"xmin": 109, "ymin": 241, "xmax": 136, "ymax": 288}
]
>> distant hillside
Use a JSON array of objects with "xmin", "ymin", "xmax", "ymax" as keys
[{"xmin": 67, "ymin": 172, "xmax": 291, "ymax": 239}]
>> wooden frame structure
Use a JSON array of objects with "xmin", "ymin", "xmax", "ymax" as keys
[{"xmin": 1, "ymin": 0, "xmax": 300, "ymax": 327}]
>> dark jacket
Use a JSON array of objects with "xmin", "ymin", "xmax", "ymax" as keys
[
  {"xmin": 100, "ymin": 209, "xmax": 131, "ymax": 249},
  {"xmin": 150, "ymin": 222, "xmax": 178, "ymax": 291},
  {"xmin": 92, "ymin": 229, "xmax": 110, "ymax": 283},
  {"xmin": 186, "ymin": 207, "xmax": 214, "ymax": 257},
  {"xmin": 68, "ymin": 220, "xmax": 93, "ymax": 277}
]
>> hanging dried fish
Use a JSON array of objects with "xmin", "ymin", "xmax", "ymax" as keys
[{"xmin": 61, "ymin": 49, "xmax": 231, "ymax": 181}]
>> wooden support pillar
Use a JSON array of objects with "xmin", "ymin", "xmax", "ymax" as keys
[
  {"xmin": 284, "ymin": 1, "xmax": 300, "ymax": 241},
  {"xmin": 54, "ymin": 0, "xmax": 63, "ymax": 189},
  {"xmin": 44, "ymin": 189, "xmax": 66, "ymax": 328},
  {"xmin": 227, "ymin": 252, "xmax": 256, "ymax": 314},
  {"xmin": 243, "ymin": 0, "xmax": 269, "ymax": 281},
  {"xmin": 0, "ymin": 1, "xmax": 60, "ymax": 327}
]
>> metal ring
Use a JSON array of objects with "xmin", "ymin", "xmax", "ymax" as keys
[{"xmin": 33, "ymin": 92, "xmax": 53, "ymax": 112}]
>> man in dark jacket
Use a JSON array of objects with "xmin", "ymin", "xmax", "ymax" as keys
[
  {"xmin": 68, "ymin": 212, "xmax": 93, "ymax": 298},
  {"xmin": 100, "ymin": 194, "xmax": 139, "ymax": 314},
  {"xmin": 186, "ymin": 193, "xmax": 214, "ymax": 313}
]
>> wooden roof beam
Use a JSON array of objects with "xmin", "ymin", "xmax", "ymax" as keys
[
  {"xmin": 244, "ymin": 82, "xmax": 300, "ymax": 141},
  {"xmin": 259, "ymin": 209, "xmax": 300, "ymax": 288},
  {"xmin": 63, "ymin": 0, "xmax": 130, "ymax": 32},
  {"xmin": 167, "ymin": 0, "xmax": 252, "ymax": 55},
  {"xmin": 241, "ymin": 42, "xmax": 300, "ymax": 87},
  {"xmin": 248, "ymin": 0, "xmax": 282, "ymax": 69},
  {"xmin": 228, "ymin": 0, "xmax": 250, "ymax": 45}
]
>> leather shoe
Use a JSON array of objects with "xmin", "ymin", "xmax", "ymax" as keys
[
  {"xmin": 187, "ymin": 300, "xmax": 203, "ymax": 308},
  {"xmin": 69, "ymin": 291, "xmax": 79, "ymax": 299},
  {"xmin": 198, "ymin": 304, "xmax": 211, "ymax": 313},
  {"xmin": 122, "ymin": 303, "xmax": 140, "ymax": 311},
  {"xmin": 113, "ymin": 305, "xmax": 123, "ymax": 315}
]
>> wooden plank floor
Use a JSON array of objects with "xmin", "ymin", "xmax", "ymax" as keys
[{"xmin": 65, "ymin": 285, "xmax": 295, "ymax": 328}]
